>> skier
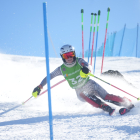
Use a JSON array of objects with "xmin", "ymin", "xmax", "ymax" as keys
[{"xmin": 32, "ymin": 44, "xmax": 134, "ymax": 115}]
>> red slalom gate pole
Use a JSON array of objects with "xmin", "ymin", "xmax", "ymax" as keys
[
  {"xmin": 101, "ymin": 8, "xmax": 110, "ymax": 74},
  {"xmin": 81, "ymin": 9, "xmax": 84, "ymax": 59},
  {"xmin": 22, "ymin": 79, "xmax": 66, "ymax": 105},
  {"xmin": 101, "ymin": 28, "xmax": 107, "ymax": 73}
]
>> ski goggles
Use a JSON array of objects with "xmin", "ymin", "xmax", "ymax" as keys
[{"xmin": 62, "ymin": 52, "xmax": 75, "ymax": 59}]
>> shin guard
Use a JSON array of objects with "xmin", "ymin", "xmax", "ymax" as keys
[
  {"xmin": 104, "ymin": 94, "xmax": 125, "ymax": 106},
  {"xmin": 80, "ymin": 92, "xmax": 115, "ymax": 115},
  {"xmin": 105, "ymin": 94, "xmax": 134, "ymax": 109}
]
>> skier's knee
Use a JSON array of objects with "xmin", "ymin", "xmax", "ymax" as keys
[{"xmin": 80, "ymin": 92, "xmax": 102, "ymax": 108}]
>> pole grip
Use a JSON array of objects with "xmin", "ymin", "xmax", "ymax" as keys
[{"xmin": 81, "ymin": 9, "xmax": 84, "ymax": 13}]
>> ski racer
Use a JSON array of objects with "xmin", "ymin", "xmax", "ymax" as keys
[{"xmin": 32, "ymin": 44, "xmax": 134, "ymax": 115}]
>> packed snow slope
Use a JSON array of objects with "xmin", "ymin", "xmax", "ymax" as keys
[{"xmin": 0, "ymin": 53, "xmax": 140, "ymax": 140}]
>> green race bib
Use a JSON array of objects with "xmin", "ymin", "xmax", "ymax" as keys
[{"xmin": 60, "ymin": 58, "xmax": 89, "ymax": 89}]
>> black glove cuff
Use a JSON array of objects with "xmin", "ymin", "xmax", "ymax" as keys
[
  {"xmin": 33, "ymin": 86, "xmax": 41, "ymax": 93},
  {"xmin": 81, "ymin": 66, "xmax": 89, "ymax": 74}
]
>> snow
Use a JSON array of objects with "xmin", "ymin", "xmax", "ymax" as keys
[{"xmin": 0, "ymin": 53, "xmax": 140, "ymax": 139}]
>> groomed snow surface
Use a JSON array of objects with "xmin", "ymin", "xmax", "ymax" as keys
[{"xmin": 0, "ymin": 54, "xmax": 140, "ymax": 140}]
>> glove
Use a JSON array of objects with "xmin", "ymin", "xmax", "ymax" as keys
[
  {"xmin": 80, "ymin": 66, "xmax": 89, "ymax": 78},
  {"xmin": 32, "ymin": 85, "xmax": 43, "ymax": 98}
]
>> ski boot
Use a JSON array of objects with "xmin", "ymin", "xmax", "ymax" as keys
[
  {"xmin": 119, "ymin": 104, "xmax": 134, "ymax": 115},
  {"xmin": 119, "ymin": 97, "xmax": 135, "ymax": 115},
  {"xmin": 101, "ymin": 104, "xmax": 115, "ymax": 116},
  {"xmin": 119, "ymin": 108, "xmax": 130, "ymax": 115}
]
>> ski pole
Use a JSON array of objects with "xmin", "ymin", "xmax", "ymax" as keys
[
  {"xmin": 101, "ymin": 8, "xmax": 110, "ymax": 74},
  {"xmin": 81, "ymin": 9, "xmax": 84, "ymax": 59},
  {"xmin": 90, "ymin": 13, "xmax": 97, "ymax": 66},
  {"xmin": 38, "ymin": 79, "xmax": 66, "ymax": 97},
  {"xmin": 22, "ymin": 79, "xmax": 66, "ymax": 105},
  {"xmin": 88, "ymin": 72, "xmax": 140, "ymax": 100},
  {"xmin": 22, "ymin": 96, "xmax": 33, "ymax": 105},
  {"xmin": 93, "ymin": 10, "xmax": 101, "ymax": 74},
  {"xmin": 88, "ymin": 13, "xmax": 94, "ymax": 63}
]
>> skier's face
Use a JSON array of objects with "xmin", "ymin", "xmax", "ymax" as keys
[
  {"xmin": 65, "ymin": 57, "xmax": 74, "ymax": 63},
  {"xmin": 62, "ymin": 52, "xmax": 75, "ymax": 64}
]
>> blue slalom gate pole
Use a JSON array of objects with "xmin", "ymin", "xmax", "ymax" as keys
[
  {"xmin": 93, "ymin": 10, "xmax": 101, "ymax": 74},
  {"xmin": 88, "ymin": 13, "xmax": 94, "ymax": 63},
  {"xmin": 119, "ymin": 24, "xmax": 126, "ymax": 56},
  {"xmin": 136, "ymin": 23, "xmax": 139, "ymax": 58},
  {"xmin": 43, "ymin": 2, "xmax": 53, "ymax": 140}
]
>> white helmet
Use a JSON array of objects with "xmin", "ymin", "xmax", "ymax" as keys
[
  {"xmin": 60, "ymin": 44, "xmax": 75, "ymax": 55},
  {"xmin": 60, "ymin": 44, "xmax": 76, "ymax": 67}
]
